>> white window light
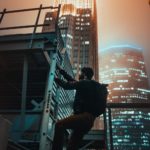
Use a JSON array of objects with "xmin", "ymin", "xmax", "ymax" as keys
[
  {"xmin": 67, "ymin": 34, "xmax": 73, "ymax": 39},
  {"xmin": 137, "ymin": 88, "xmax": 150, "ymax": 93},
  {"xmin": 138, "ymin": 61, "xmax": 145, "ymax": 64},
  {"xmin": 46, "ymin": 17, "xmax": 53, "ymax": 21},
  {"xmin": 113, "ymin": 88, "xmax": 121, "ymax": 90},
  {"xmin": 73, "ymin": 70, "xmax": 77, "ymax": 73},
  {"xmin": 86, "ymin": 14, "xmax": 90, "ymax": 17},
  {"xmin": 61, "ymin": 17, "xmax": 66, "ymax": 20},
  {"xmin": 76, "ymin": 27, "xmax": 80, "ymax": 30},
  {"xmin": 127, "ymin": 59, "xmax": 134, "ymax": 62},
  {"xmin": 62, "ymin": 34, "xmax": 65, "ymax": 37},
  {"xmin": 117, "ymin": 80, "xmax": 128, "ymax": 83},
  {"xmin": 59, "ymin": 21, "xmax": 63, "ymax": 24},
  {"xmin": 84, "ymin": 41, "xmax": 90, "ymax": 44},
  {"xmin": 76, "ymin": 22, "xmax": 80, "ymax": 25},
  {"xmin": 111, "ymin": 59, "xmax": 116, "ymax": 62},
  {"xmin": 105, "ymin": 65, "xmax": 109, "ymax": 69},
  {"xmin": 66, "ymin": 44, "xmax": 72, "ymax": 49}
]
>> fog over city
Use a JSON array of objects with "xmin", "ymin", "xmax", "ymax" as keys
[{"xmin": 0, "ymin": 0, "xmax": 150, "ymax": 83}]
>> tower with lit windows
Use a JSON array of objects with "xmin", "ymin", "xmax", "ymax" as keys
[
  {"xmin": 42, "ymin": 0, "xmax": 99, "ymax": 80},
  {"xmin": 99, "ymin": 46, "xmax": 150, "ymax": 103},
  {"xmin": 99, "ymin": 45, "xmax": 150, "ymax": 150}
]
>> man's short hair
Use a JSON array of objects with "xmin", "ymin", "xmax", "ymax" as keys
[{"xmin": 81, "ymin": 67, "xmax": 94, "ymax": 79}]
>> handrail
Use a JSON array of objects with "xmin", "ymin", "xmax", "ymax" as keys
[
  {"xmin": 0, "ymin": 6, "xmax": 58, "ymax": 14},
  {"xmin": 0, "ymin": 5, "xmax": 59, "ymax": 31},
  {"xmin": 0, "ymin": 24, "xmax": 49, "ymax": 30},
  {"xmin": 107, "ymin": 103, "xmax": 150, "ymax": 108}
]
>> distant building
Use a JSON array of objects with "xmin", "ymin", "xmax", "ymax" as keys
[
  {"xmin": 100, "ymin": 46, "xmax": 150, "ymax": 103},
  {"xmin": 42, "ymin": 0, "xmax": 99, "ymax": 81},
  {"xmin": 99, "ymin": 46, "xmax": 150, "ymax": 150}
]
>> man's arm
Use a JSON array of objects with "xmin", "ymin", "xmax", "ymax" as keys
[
  {"xmin": 55, "ymin": 77, "xmax": 79, "ymax": 90},
  {"xmin": 56, "ymin": 65, "xmax": 76, "ymax": 82}
]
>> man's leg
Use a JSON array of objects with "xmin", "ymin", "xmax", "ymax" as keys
[
  {"xmin": 66, "ymin": 112, "xmax": 95, "ymax": 150},
  {"xmin": 66, "ymin": 129, "xmax": 87, "ymax": 150},
  {"xmin": 52, "ymin": 121, "xmax": 65, "ymax": 150},
  {"xmin": 52, "ymin": 114, "xmax": 81, "ymax": 150},
  {"xmin": 52, "ymin": 112, "xmax": 95, "ymax": 150}
]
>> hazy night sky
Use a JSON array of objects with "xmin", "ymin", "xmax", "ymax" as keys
[{"xmin": 0, "ymin": 0, "xmax": 150, "ymax": 82}]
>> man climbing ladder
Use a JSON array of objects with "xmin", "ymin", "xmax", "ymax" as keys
[{"xmin": 52, "ymin": 66, "xmax": 108, "ymax": 150}]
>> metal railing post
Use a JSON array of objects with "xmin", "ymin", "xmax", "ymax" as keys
[
  {"xmin": 29, "ymin": 4, "xmax": 42, "ymax": 48},
  {"xmin": 108, "ymin": 108, "xmax": 113, "ymax": 150},
  {"xmin": 55, "ymin": 4, "xmax": 61, "ymax": 33},
  {"xmin": 0, "ymin": 8, "xmax": 6, "ymax": 23},
  {"xmin": 104, "ymin": 111, "xmax": 108, "ymax": 150}
]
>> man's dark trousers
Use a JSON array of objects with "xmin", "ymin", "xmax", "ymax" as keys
[{"xmin": 52, "ymin": 112, "xmax": 95, "ymax": 150}]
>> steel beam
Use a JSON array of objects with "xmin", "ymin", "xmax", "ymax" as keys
[{"xmin": 19, "ymin": 55, "xmax": 28, "ymax": 141}]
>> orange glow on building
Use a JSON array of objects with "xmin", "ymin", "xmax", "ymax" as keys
[
  {"xmin": 53, "ymin": 0, "xmax": 93, "ymax": 9},
  {"xmin": 51, "ymin": 0, "xmax": 94, "ymax": 17},
  {"xmin": 61, "ymin": 4, "xmax": 76, "ymax": 16}
]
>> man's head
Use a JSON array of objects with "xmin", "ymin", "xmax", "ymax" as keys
[{"xmin": 79, "ymin": 67, "xmax": 94, "ymax": 80}]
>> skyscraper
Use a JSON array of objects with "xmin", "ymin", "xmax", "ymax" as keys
[
  {"xmin": 99, "ymin": 46, "xmax": 150, "ymax": 150},
  {"xmin": 100, "ymin": 46, "xmax": 150, "ymax": 103},
  {"xmin": 42, "ymin": 0, "xmax": 99, "ymax": 80}
]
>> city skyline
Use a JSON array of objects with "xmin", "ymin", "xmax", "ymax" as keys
[{"xmin": 0, "ymin": 1, "xmax": 150, "ymax": 149}]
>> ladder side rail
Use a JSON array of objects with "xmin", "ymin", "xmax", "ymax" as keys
[
  {"xmin": 39, "ymin": 50, "xmax": 57, "ymax": 150},
  {"xmin": 39, "ymin": 5, "xmax": 62, "ymax": 148}
]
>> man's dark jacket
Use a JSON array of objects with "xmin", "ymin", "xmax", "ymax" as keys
[{"xmin": 55, "ymin": 70, "xmax": 104, "ymax": 117}]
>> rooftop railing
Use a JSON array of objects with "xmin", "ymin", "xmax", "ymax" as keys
[{"xmin": 105, "ymin": 103, "xmax": 150, "ymax": 150}]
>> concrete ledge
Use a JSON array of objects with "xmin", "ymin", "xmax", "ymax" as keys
[{"xmin": 0, "ymin": 115, "xmax": 11, "ymax": 150}]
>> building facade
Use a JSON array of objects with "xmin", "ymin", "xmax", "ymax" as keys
[
  {"xmin": 42, "ymin": 0, "xmax": 99, "ymax": 80},
  {"xmin": 99, "ymin": 46, "xmax": 150, "ymax": 150}
]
